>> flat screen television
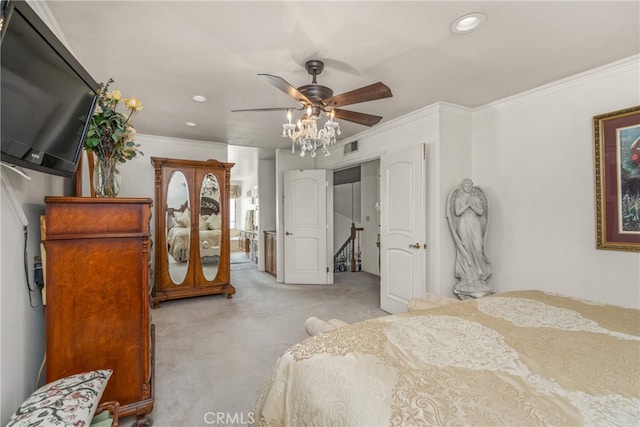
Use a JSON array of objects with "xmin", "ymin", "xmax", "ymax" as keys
[{"xmin": 1, "ymin": 0, "xmax": 99, "ymax": 178}]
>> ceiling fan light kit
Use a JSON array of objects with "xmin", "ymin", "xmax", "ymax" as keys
[
  {"xmin": 283, "ymin": 107, "xmax": 341, "ymax": 157},
  {"xmin": 234, "ymin": 59, "xmax": 393, "ymax": 157}
]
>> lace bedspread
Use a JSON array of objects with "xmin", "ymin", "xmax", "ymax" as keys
[{"xmin": 253, "ymin": 290, "xmax": 639, "ymax": 426}]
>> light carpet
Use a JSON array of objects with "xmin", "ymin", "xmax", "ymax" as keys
[
  {"xmin": 123, "ymin": 268, "xmax": 387, "ymax": 426},
  {"xmin": 230, "ymin": 251, "xmax": 256, "ymax": 271}
]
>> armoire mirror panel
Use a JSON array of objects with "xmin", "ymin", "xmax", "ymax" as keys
[
  {"xmin": 166, "ymin": 170, "xmax": 190, "ymax": 285},
  {"xmin": 199, "ymin": 173, "xmax": 220, "ymax": 281},
  {"xmin": 151, "ymin": 157, "xmax": 235, "ymax": 307}
]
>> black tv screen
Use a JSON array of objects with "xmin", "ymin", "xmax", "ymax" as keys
[{"xmin": 1, "ymin": 0, "xmax": 98, "ymax": 178}]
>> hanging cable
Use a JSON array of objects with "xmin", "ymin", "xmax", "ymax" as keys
[
  {"xmin": 23, "ymin": 226, "xmax": 42, "ymax": 308},
  {"xmin": 35, "ymin": 354, "xmax": 46, "ymax": 390}
]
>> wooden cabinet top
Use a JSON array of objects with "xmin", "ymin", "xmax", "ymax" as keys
[
  {"xmin": 44, "ymin": 196, "xmax": 153, "ymax": 205},
  {"xmin": 44, "ymin": 197, "xmax": 152, "ymax": 238},
  {"xmin": 150, "ymin": 157, "xmax": 234, "ymax": 170}
]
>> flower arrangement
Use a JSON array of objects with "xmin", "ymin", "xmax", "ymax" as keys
[
  {"xmin": 84, "ymin": 78, "xmax": 143, "ymax": 162},
  {"xmin": 84, "ymin": 79, "xmax": 143, "ymax": 196}
]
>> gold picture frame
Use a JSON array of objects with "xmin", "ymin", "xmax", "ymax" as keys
[{"xmin": 593, "ymin": 105, "xmax": 640, "ymax": 252}]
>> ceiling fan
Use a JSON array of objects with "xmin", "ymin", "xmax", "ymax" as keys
[{"xmin": 233, "ymin": 59, "xmax": 393, "ymax": 127}]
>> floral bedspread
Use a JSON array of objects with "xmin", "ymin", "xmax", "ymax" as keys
[{"xmin": 253, "ymin": 290, "xmax": 639, "ymax": 426}]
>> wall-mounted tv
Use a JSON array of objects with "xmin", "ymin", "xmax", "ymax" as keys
[{"xmin": 1, "ymin": 0, "xmax": 99, "ymax": 178}]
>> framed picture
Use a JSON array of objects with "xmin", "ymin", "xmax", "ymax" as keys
[{"xmin": 593, "ymin": 105, "xmax": 640, "ymax": 252}]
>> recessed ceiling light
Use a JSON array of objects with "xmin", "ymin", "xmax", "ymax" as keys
[
  {"xmin": 192, "ymin": 95, "xmax": 207, "ymax": 102},
  {"xmin": 450, "ymin": 12, "xmax": 486, "ymax": 34},
  {"xmin": 185, "ymin": 121, "xmax": 198, "ymax": 127}
]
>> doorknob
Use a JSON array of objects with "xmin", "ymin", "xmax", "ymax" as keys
[
  {"xmin": 409, "ymin": 242, "xmax": 420, "ymax": 249},
  {"xmin": 285, "ymin": 231, "xmax": 293, "ymax": 235}
]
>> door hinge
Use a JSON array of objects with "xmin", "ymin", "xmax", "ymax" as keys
[{"xmin": 326, "ymin": 267, "xmax": 329, "ymax": 273}]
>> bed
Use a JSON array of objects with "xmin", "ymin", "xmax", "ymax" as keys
[
  {"xmin": 166, "ymin": 223, "xmax": 221, "ymax": 262},
  {"xmin": 253, "ymin": 290, "xmax": 639, "ymax": 426},
  {"xmin": 167, "ymin": 205, "xmax": 222, "ymax": 263}
]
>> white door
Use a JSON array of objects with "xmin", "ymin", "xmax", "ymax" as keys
[
  {"xmin": 284, "ymin": 169, "xmax": 329, "ymax": 284},
  {"xmin": 380, "ymin": 144, "xmax": 426, "ymax": 313}
]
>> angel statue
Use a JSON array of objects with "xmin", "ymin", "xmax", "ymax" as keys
[{"xmin": 446, "ymin": 178, "xmax": 495, "ymax": 299}]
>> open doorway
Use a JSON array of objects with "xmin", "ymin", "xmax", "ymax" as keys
[{"xmin": 333, "ymin": 159, "xmax": 380, "ymax": 276}]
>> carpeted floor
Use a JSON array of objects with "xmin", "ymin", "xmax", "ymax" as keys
[
  {"xmin": 123, "ymin": 268, "xmax": 387, "ymax": 426},
  {"xmin": 230, "ymin": 251, "xmax": 257, "ymax": 271}
]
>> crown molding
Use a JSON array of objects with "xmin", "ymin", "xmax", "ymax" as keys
[
  {"xmin": 136, "ymin": 133, "xmax": 228, "ymax": 150},
  {"xmin": 340, "ymin": 101, "xmax": 472, "ymax": 145},
  {"xmin": 474, "ymin": 55, "xmax": 640, "ymax": 117},
  {"xmin": 339, "ymin": 55, "xmax": 639, "ymax": 144}
]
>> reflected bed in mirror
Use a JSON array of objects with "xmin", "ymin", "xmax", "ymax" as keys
[
  {"xmin": 200, "ymin": 173, "xmax": 221, "ymax": 281},
  {"xmin": 166, "ymin": 170, "xmax": 190, "ymax": 284}
]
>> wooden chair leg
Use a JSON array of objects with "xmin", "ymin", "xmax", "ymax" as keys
[{"xmin": 94, "ymin": 401, "xmax": 120, "ymax": 427}]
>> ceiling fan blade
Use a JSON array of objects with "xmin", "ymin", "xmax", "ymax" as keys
[
  {"xmin": 258, "ymin": 74, "xmax": 312, "ymax": 105},
  {"xmin": 332, "ymin": 109, "xmax": 383, "ymax": 127},
  {"xmin": 231, "ymin": 106, "xmax": 304, "ymax": 113},
  {"xmin": 324, "ymin": 82, "xmax": 392, "ymax": 108}
]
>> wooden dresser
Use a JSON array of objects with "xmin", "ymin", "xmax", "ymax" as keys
[{"xmin": 44, "ymin": 197, "xmax": 154, "ymax": 425}]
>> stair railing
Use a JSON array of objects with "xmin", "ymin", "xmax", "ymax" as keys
[{"xmin": 334, "ymin": 222, "xmax": 364, "ymax": 272}]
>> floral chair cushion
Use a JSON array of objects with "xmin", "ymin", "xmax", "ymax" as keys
[{"xmin": 7, "ymin": 369, "xmax": 112, "ymax": 427}]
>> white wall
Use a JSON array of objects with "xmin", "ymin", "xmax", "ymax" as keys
[
  {"xmin": 0, "ymin": 168, "xmax": 69, "ymax": 423},
  {"xmin": 257, "ymin": 160, "xmax": 276, "ymax": 272},
  {"xmin": 472, "ymin": 56, "xmax": 640, "ymax": 308},
  {"xmin": 360, "ymin": 160, "xmax": 380, "ymax": 275},
  {"xmin": 433, "ymin": 107, "xmax": 473, "ymax": 296}
]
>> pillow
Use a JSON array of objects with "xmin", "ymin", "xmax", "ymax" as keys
[
  {"xmin": 7, "ymin": 369, "xmax": 112, "ymax": 427},
  {"xmin": 199, "ymin": 215, "xmax": 209, "ymax": 230},
  {"xmin": 206, "ymin": 213, "xmax": 221, "ymax": 230},
  {"xmin": 174, "ymin": 209, "xmax": 190, "ymax": 227}
]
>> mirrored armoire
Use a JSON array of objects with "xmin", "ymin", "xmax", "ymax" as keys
[{"xmin": 151, "ymin": 157, "xmax": 235, "ymax": 307}]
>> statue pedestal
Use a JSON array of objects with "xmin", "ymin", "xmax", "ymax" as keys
[{"xmin": 453, "ymin": 280, "xmax": 495, "ymax": 300}]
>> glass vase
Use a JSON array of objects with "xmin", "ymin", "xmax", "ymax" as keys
[{"xmin": 93, "ymin": 156, "xmax": 121, "ymax": 197}]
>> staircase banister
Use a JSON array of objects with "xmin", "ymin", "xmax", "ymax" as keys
[{"xmin": 334, "ymin": 235, "xmax": 352, "ymax": 258}]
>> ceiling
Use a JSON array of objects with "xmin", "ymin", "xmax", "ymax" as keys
[{"xmin": 45, "ymin": 1, "xmax": 639, "ymax": 165}]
